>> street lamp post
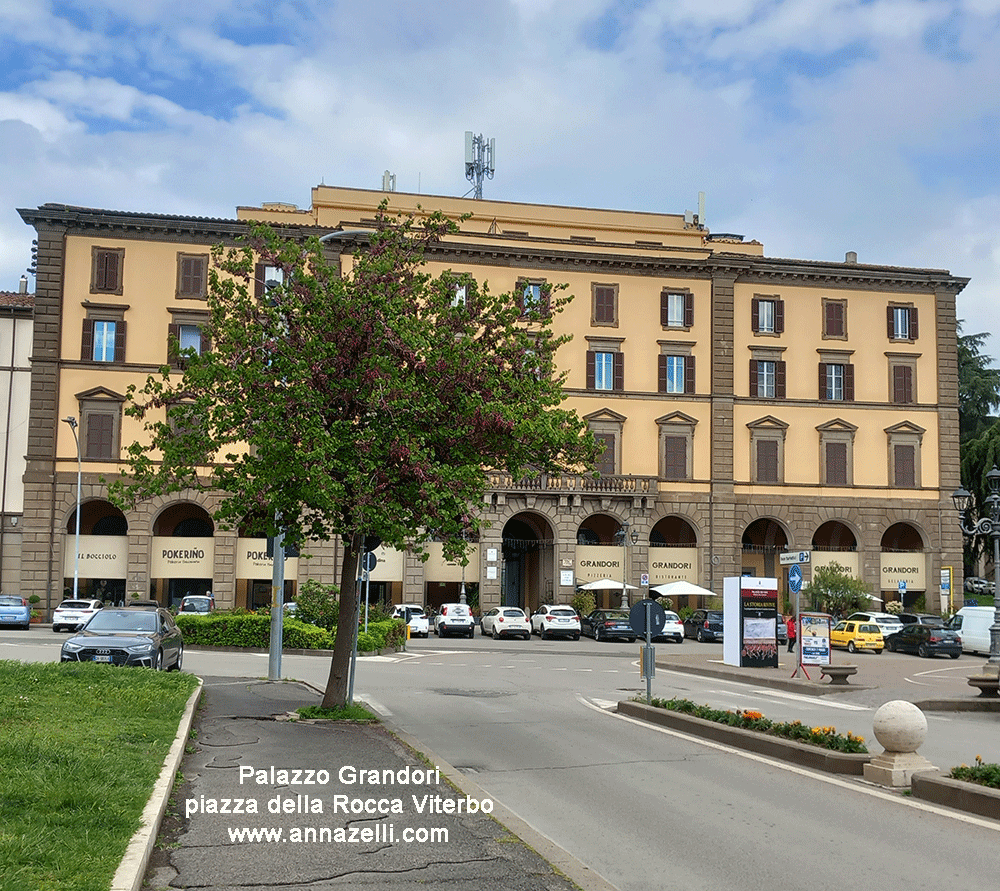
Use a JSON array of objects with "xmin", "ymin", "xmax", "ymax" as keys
[
  {"xmin": 62, "ymin": 417, "xmax": 82, "ymax": 602},
  {"xmin": 616, "ymin": 523, "xmax": 640, "ymax": 609},
  {"xmin": 952, "ymin": 465, "xmax": 1000, "ymax": 669}
]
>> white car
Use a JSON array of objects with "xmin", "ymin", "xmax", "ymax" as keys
[
  {"xmin": 434, "ymin": 603, "xmax": 475, "ymax": 638},
  {"xmin": 392, "ymin": 604, "xmax": 430, "ymax": 638},
  {"xmin": 52, "ymin": 599, "xmax": 105, "ymax": 632},
  {"xmin": 653, "ymin": 609, "xmax": 684, "ymax": 643},
  {"xmin": 845, "ymin": 611, "xmax": 904, "ymax": 640},
  {"xmin": 531, "ymin": 604, "xmax": 581, "ymax": 640},
  {"xmin": 481, "ymin": 607, "xmax": 531, "ymax": 640}
]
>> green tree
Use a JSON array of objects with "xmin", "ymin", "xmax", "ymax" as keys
[
  {"xmin": 802, "ymin": 561, "xmax": 874, "ymax": 617},
  {"xmin": 958, "ymin": 323, "xmax": 1000, "ymax": 444},
  {"xmin": 110, "ymin": 206, "xmax": 599, "ymax": 707}
]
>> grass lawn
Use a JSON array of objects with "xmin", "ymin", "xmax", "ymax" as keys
[{"xmin": 0, "ymin": 661, "xmax": 199, "ymax": 891}]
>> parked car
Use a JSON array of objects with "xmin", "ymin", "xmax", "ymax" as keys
[
  {"xmin": 481, "ymin": 607, "xmax": 531, "ymax": 640},
  {"xmin": 775, "ymin": 617, "xmax": 788, "ymax": 646},
  {"xmin": 652, "ymin": 610, "xmax": 684, "ymax": 643},
  {"xmin": 844, "ymin": 611, "xmax": 903, "ymax": 639},
  {"xmin": 582, "ymin": 609, "xmax": 636, "ymax": 642},
  {"xmin": 434, "ymin": 603, "xmax": 475, "ymax": 638},
  {"xmin": 964, "ymin": 576, "xmax": 994, "ymax": 595},
  {"xmin": 830, "ymin": 620, "xmax": 883, "ymax": 654},
  {"xmin": 0, "ymin": 595, "xmax": 31, "ymax": 629},
  {"xmin": 897, "ymin": 612, "xmax": 944, "ymax": 626},
  {"xmin": 946, "ymin": 606, "xmax": 994, "ymax": 655},
  {"xmin": 51, "ymin": 599, "xmax": 104, "ymax": 632},
  {"xmin": 178, "ymin": 594, "xmax": 215, "ymax": 614},
  {"xmin": 683, "ymin": 609, "xmax": 724, "ymax": 642},
  {"xmin": 531, "ymin": 604, "xmax": 582, "ymax": 640},
  {"xmin": 392, "ymin": 604, "xmax": 429, "ymax": 638},
  {"xmin": 60, "ymin": 607, "xmax": 184, "ymax": 670},
  {"xmin": 885, "ymin": 623, "xmax": 961, "ymax": 658}
]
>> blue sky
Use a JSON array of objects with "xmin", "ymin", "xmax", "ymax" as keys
[{"xmin": 1, "ymin": 0, "xmax": 998, "ymax": 365}]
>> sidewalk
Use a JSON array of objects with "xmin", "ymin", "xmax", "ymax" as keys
[{"xmin": 141, "ymin": 677, "xmax": 615, "ymax": 891}]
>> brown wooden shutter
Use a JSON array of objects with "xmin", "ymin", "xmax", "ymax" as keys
[
  {"xmin": 586, "ymin": 350, "xmax": 596, "ymax": 389},
  {"xmin": 595, "ymin": 433, "xmax": 616, "ymax": 476},
  {"xmin": 775, "ymin": 360, "xmax": 786, "ymax": 398},
  {"xmin": 826, "ymin": 302, "xmax": 843, "ymax": 337},
  {"xmin": 684, "ymin": 292, "xmax": 694, "ymax": 328},
  {"xmin": 886, "ymin": 306, "xmax": 895, "ymax": 339},
  {"xmin": 909, "ymin": 307, "xmax": 918, "ymax": 340},
  {"xmin": 893, "ymin": 365, "xmax": 913, "ymax": 403},
  {"xmin": 844, "ymin": 364, "xmax": 855, "ymax": 401},
  {"xmin": 663, "ymin": 436, "xmax": 686, "ymax": 480},
  {"xmin": 751, "ymin": 297, "xmax": 760, "ymax": 333},
  {"xmin": 894, "ymin": 444, "xmax": 915, "ymax": 488},
  {"xmin": 657, "ymin": 354, "xmax": 667, "ymax": 393},
  {"xmin": 180, "ymin": 256, "xmax": 206, "ymax": 296},
  {"xmin": 613, "ymin": 352, "xmax": 624, "ymax": 391},
  {"xmin": 685, "ymin": 356, "xmax": 695, "ymax": 394},
  {"xmin": 749, "ymin": 359, "xmax": 758, "ymax": 396},
  {"xmin": 775, "ymin": 299, "xmax": 784, "ymax": 334},
  {"xmin": 81, "ymin": 318, "xmax": 95, "ymax": 360},
  {"xmin": 826, "ymin": 442, "xmax": 848, "ymax": 485},
  {"xmin": 85, "ymin": 413, "xmax": 115, "ymax": 460},
  {"xmin": 594, "ymin": 286, "xmax": 615, "ymax": 323},
  {"xmin": 96, "ymin": 250, "xmax": 119, "ymax": 291},
  {"xmin": 757, "ymin": 440, "xmax": 779, "ymax": 482},
  {"xmin": 114, "ymin": 320, "xmax": 127, "ymax": 363},
  {"xmin": 168, "ymin": 323, "xmax": 180, "ymax": 365},
  {"xmin": 200, "ymin": 328, "xmax": 212, "ymax": 354},
  {"xmin": 818, "ymin": 363, "xmax": 828, "ymax": 400},
  {"xmin": 660, "ymin": 290, "xmax": 669, "ymax": 327},
  {"xmin": 254, "ymin": 264, "xmax": 265, "ymax": 300}
]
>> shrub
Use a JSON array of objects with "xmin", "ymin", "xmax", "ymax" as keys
[
  {"xmin": 571, "ymin": 591, "xmax": 596, "ymax": 617},
  {"xmin": 175, "ymin": 613, "xmax": 334, "ymax": 649},
  {"xmin": 295, "ymin": 579, "xmax": 340, "ymax": 630},
  {"xmin": 647, "ymin": 697, "xmax": 868, "ymax": 753},
  {"xmin": 950, "ymin": 755, "xmax": 1000, "ymax": 789}
]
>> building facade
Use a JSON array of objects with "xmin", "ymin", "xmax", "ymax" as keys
[{"xmin": 18, "ymin": 188, "xmax": 968, "ymax": 618}]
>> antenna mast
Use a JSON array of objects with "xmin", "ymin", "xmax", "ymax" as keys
[{"xmin": 464, "ymin": 131, "xmax": 495, "ymax": 199}]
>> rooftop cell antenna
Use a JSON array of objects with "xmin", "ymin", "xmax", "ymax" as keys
[
  {"xmin": 382, "ymin": 170, "xmax": 396, "ymax": 192},
  {"xmin": 464, "ymin": 131, "xmax": 495, "ymax": 199}
]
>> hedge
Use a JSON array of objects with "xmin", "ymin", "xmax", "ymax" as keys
[{"xmin": 175, "ymin": 613, "xmax": 405, "ymax": 651}]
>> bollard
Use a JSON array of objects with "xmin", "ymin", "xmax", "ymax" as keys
[{"xmin": 862, "ymin": 700, "xmax": 937, "ymax": 787}]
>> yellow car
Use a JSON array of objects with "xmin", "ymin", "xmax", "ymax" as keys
[{"xmin": 831, "ymin": 620, "xmax": 884, "ymax": 654}]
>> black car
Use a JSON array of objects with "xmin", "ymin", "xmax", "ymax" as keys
[
  {"xmin": 582, "ymin": 610, "xmax": 636, "ymax": 642},
  {"xmin": 885, "ymin": 623, "xmax": 961, "ymax": 658},
  {"xmin": 683, "ymin": 609, "xmax": 724, "ymax": 642},
  {"xmin": 60, "ymin": 607, "xmax": 184, "ymax": 670}
]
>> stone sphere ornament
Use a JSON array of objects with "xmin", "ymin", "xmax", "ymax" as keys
[{"xmin": 871, "ymin": 700, "xmax": 927, "ymax": 753}]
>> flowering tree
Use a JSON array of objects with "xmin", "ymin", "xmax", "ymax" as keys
[{"xmin": 110, "ymin": 207, "xmax": 599, "ymax": 706}]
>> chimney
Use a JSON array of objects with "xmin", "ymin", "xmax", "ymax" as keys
[
  {"xmin": 845, "ymin": 251, "xmax": 858, "ymax": 264},
  {"xmin": 19, "ymin": 275, "xmax": 28, "ymax": 293}
]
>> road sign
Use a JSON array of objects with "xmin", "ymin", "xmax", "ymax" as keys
[
  {"xmin": 780, "ymin": 551, "xmax": 811, "ymax": 566},
  {"xmin": 362, "ymin": 551, "xmax": 377, "ymax": 572},
  {"xmin": 788, "ymin": 564, "xmax": 803, "ymax": 594},
  {"xmin": 898, "ymin": 580, "xmax": 906, "ymax": 595},
  {"xmin": 629, "ymin": 599, "xmax": 667, "ymax": 638}
]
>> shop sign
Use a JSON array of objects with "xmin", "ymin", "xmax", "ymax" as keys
[
  {"xmin": 575, "ymin": 545, "xmax": 624, "ymax": 581},
  {"xmin": 648, "ymin": 549, "xmax": 698, "ymax": 585},
  {"xmin": 424, "ymin": 543, "xmax": 480, "ymax": 583},
  {"xmin": 151, "ymin": 537, "xmax": 215, "ymax": 577},
  {"xmin": 235, "ymin": 539, "xmax": 300, "ymax": 580},
  {"xmin": 63, "ymin": 534, "xmax": 128, "ymax": 579},
  {"xmin": 368, "ymin": 546, "xmax": 405, "ymax": 582},
  {"xmin": 879, "ymin": 553, "xmax": 926, "ymax": 591}
]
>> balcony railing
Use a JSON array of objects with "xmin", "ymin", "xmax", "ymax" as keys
[{"xmin": 488, "ymin": 472, "xmax": 659, "ymax": 495}]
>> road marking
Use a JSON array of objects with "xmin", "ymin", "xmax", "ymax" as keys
[
  {"xmin": 750, "ymin": 689, "xmax": 871, "ymax": 712},
  {"xmin": 591, "ymin": 698, "xmax": 619, "ymax": 709},
  {"xmin": 577, "ymin": 696, "xmax": 1000, "ymax": 833},
  {"xmin": 573, "ymin": 668, "xmax": 593, "ymax": 672}
]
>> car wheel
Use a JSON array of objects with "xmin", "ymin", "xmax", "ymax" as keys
[
  {"xmin": 170, "ymin": 645, "xmax": 184, "ymax": 672},
  {"xmin": 150, "ymin": 649, "xmax": 162, "ymax": 670},
  {"xmin": 594, "ymin": 627, "xmax": 602, "ymax": 642},
  {"xmin": 468, "ymin": 627, "xmax": 474, "ymax": 639},
  {"xmin": 847, "ymin": 641, "xmax": 857, "ymax": 654},
  {"xmin": 697, "ymin": 629, "xmax": 706, "ymax": 643},
  {"xmin": 573, "ymin": 633, "xmax": 580, "ymax": 641},
  {"xmin": 492, "ymin": 625, "xmax": 499, "ymax": 640},
  {"xmin": 950, "ymin": 652, "xmax": 960, "ymax": 659},
  {"xmin": 918, "ymin": 643, "xmax": 930, "ymax": 658},
  {"xmin": 52, "ymin": 626, "xmax": 60, "ymax": 633},
  {"xmin": 887, "ymin": 639, "xmax": 896, "ymax": 652},
  {"xmin": 540, "ymin": 627, "xmax": 548, "ymax": 641},
  {"xmin": 874, "ymin": 649, "xmax": 883, "ymax": 655}
]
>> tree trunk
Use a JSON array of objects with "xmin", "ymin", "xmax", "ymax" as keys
[{"xmin": 321, "ymin": 533, "xmax": 361, "ymax": 708}]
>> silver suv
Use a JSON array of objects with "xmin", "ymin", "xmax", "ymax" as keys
[{"xmin": 434, "ymin": 603, "xmax": 475, "ymax": 638}]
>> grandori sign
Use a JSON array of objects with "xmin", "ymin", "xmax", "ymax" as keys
[
  {"xmin": 575, "ymin": 545, "xmax": 624, "ymax": 582},
  {"xmin": 151, "ymin": 537, "xmax": 215, "ymax": 578},
  {"xmin": 63, "ymin": 535, "xmax": 127, "ymax": 579},
  {"xmin": 880, "ymin": 553, "xmax": 927, "ymax": 590},
  {"xmin": 648, "ymin": 549, "xmax": 698, "ymax": 585}
]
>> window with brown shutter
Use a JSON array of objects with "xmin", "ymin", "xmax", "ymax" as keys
[
  {"xmin": 178, "ymin": 254, "xmax": 208, "ymax": 298},
  {"xmin": 82, "ymin": 313, "xmax": 126, "ymax": 363},
  {"xmin": 823, "ymin": 299, "xmax": 846, "ymax": 338},
  {"xmin": 661, "ymin": 290, "xmax": 693, "ymax": 328},
  {"xmin": 826, "ymin": 441, "xmax": 848, "ymax": 485},
  {"xmin": 594, "ymin": 433, "xmax": 617, "ymax": 476},
  {"xmin": 92, "ymin": 248, "xmax": 124, "ymax": 294},
  {"xmin": 757, "ymin": 439, "xmax": 779, "ymax": 482},
  {"xmin": 663, "ymin": 436, "xmax": 687, "ymax": 480},
  {"xmin": 593, "ymin": 285, "xmax": 617, "ymax": 325},
  {"xmin": 892, "ymin": 365, "xmax": 913, "ymax": 403},
  {"xmin": 85, "ymin": 413, "xmax": 115, "ymax": 460},
  {"xmin": 894, "ymin": 444, "xmax": 916, "ymax": 488}
]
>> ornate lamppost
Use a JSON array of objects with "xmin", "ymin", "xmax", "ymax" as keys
[
  {"xmin": 615, "ymin": 523, "xmax": 639, "ymax": 609},
  {"xmin": 952, "ymin": 464, "xmax": 1000, "ymax": 669}
]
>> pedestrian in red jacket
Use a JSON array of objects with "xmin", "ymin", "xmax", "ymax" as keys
[{"xmin": 786, "ymin": 615, "xmax": 797, "ymax": 652}]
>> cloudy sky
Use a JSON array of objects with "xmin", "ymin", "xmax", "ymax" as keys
[{"xmin": 2, "ymin": 0, "xmax": 998, "ymax": 364}]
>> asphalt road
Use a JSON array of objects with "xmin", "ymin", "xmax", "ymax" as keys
[{"xmin": 6, "ymin": 627, "xmax": 1000, "ymax": 891}]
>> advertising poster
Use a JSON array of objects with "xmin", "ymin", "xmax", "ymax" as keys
[
  {"xmin": 799, "ymin": 613, "xmax": 832, "ymax": 665},
  {"xmin": 738, "ymin": 578, "xmax": 779, "ymax": 668}
]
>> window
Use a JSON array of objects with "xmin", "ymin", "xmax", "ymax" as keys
[
  {"xmin": 887, "ymin": 304, "xmax": 918, "ymax": 341},
  {"xmin": 594, "ymin": 433, "xmax": 617, "ymax": 476},
  {"xmin": 819, "ymin": 362, "xmax": 854, "ymax": 401},
  {"xmin": 894, "ymin": 444, "xmax": 916, "ymax": 488},
  {"xmin": 585, "ymin": 409, "xmax": 626, "ymax": 476},
  {"xmin": 91, "ymin": 247, "xmax": 124, "ymax": 295},
  {"xmin": 586, "ymin": 338, "xmax": 625, "ymax": 392},
  {"xmin": 658, "ymin": 354, "xmax": 695, "ymax": 394},
  {"xmin": 752, "ymin": 295, "xmax": 784, "ymax": 335},
  {"xmin": 78, "ymin": 389, "xmax": 125, "ymax": 461},
  {"xmin": 816, "ymin": 419, "xmax": 857, "ymax": 487},
  {"xmin": 825, "ymin": 442, "xmax": 848, "ymax": 485},
  {"xmin": 516, "ymin": 278, "xmax": 548, "ymax": 316},
  {"xmin": 885, "ymin": 422, "xmax": 924, "ymax": 489},
  {"xmin": 168, "ymin": 309, "xmax": 211, "ymax": 366},
  {"xmin": 661, "ymin": 290, "xmax": 693, "ymax": 329},
  {"xmin": 657, "ymin": 411, "xmax": 697, "ymax": 481},
  {"xmin": 889, "ymin": 359, "xmax": 916, "ymax": 404},
  {"xmin": 663, "ymin": 436, "xmax": 687, "ymax": 480},
  {"xmin": 177, "ymin": 254, "xmax": 208, "ymax": 298},
  {"xmin": 592, "ymin": 283, "xmax": 618, "ymax": 326},
  {"xmin": 453, "ymin": 284, "xmax": 467, "ymax": 307},
  {"xmin": 822, "ymin": 298, "xmax": 847, "ymax": 339},
  {"xmin": 750, "ymin": 359, "xmax": 786, "ymax": 399},
  {"xmin": 81, "ymin": 305, "xmax": 127, "ymax": 363},
  {"xmin": 748, "ymin": 416, "xmax": 788, "ymax": 484},
  {"xmin": 254, "ymin": 264, "xmax": 285, "ymax": 299}
]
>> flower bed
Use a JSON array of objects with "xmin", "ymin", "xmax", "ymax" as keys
[
  {"xmin": 647, "ymin": 697, "xmax": 868, "ymax": 753},
  {"xmin": 949, "ymin": 755, "xmax": 1000, "ymax": 789}
]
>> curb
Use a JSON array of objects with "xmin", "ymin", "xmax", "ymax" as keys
[
  {"xmin": 910, "ymin": 772, "xmax": 1000, "ymax": 819},
  {"xmin": 111, "ymin": 679, "xmax": 203, "ymax": 891},
  {"xmin": 653, "ymin": 656, "xmax": 872, "ymax": 694},
  {"xmin": 617, "ymin": 700, "xmax": 871, "ymax": 775}
]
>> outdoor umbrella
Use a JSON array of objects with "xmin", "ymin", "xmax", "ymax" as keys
[
  {"xmin": 650, "ymin": 580, "xmax": 715, "ymax": 600},
  {"xmin": 579, "ymin": 578, "xmax": 639, "ymax": 590}
]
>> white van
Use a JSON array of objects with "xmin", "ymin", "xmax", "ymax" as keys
[{"xmin": 946, "ymin": 606, "xmax": 995, "ymax": 655}]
